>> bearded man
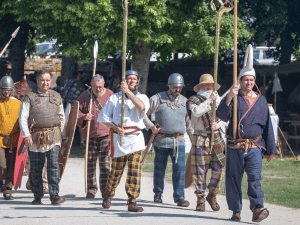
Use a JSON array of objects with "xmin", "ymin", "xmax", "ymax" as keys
[
  {"xmin": 19, "ymin": 70, "xmax": 66, "ymax": 205},
  {"xmin": 98, "ymin": 70, "xmax": 149, "ymax": 212},
  {"xmin": 77, "ymin": 74, "xmax": 113, "ymax": 198},
  {"xmin": 143, "ymin": 73, "xmax": 193, "ymax": 207},
  {"xmin": 0, "ymin": 76, "xmax": 22, "ymax": 200},
  {"xmin": 216, "ymin": 45, "xmax": 276, "ymax": 223}
]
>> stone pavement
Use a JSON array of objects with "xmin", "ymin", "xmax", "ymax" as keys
[{"xmin": 0, "ymin": 158, "xmax": 299, "ymax": 225}]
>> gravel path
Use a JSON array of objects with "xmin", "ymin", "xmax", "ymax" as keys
[{"xmin": 0, "ymin": 158, "xmax": 299, "ymax": 225}]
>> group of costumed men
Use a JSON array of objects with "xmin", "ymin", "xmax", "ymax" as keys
[{"xmin": 0, "ymin": 44, "xmax": 276, "ymax": 222}]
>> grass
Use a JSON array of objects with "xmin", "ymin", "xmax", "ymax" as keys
[
  {"xmin": 141, "ymin": 151, "xmax": 300, "ymax": 209},
  {"xmin": 69, "ymin": 145, "xmax": 300, "ymax": 208}
]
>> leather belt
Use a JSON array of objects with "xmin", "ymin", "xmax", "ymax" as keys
[
  {"xmin": 227, "ymin": 136, "xmax": 264, "ymax": 155},
  {"xmin": 155, "ymin": 132, "xmax": 184, "ymax": 139}
]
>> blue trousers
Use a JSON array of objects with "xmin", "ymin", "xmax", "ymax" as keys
[
  {"xmin": 153, "ymin": 145, "xmax": 185, "ymax": 203},
  {"xmin": 29, "ymin": 146, "xmax": 60, "ymax": 199},
  {"xmin": 226, "ymin": 147, "xmax": 264, "ymax": 211}
]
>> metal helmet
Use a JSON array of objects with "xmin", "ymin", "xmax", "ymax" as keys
[
  {"xmin": 125, "ymin": 70, "xmax": 139, "ymax": 77},
  {"xmin": 0, "ymin": 76, "xmax": 14, "ymax": 90},
  {"xmin": 167, "ymin": 73, "xmax": 184, "ymax": 87}
]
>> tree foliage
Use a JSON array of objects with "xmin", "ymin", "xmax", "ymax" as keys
[{"xmin": 239, "ymin": 0, "xmax": 300, "ymax": 65}]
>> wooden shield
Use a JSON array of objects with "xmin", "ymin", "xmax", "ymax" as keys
[
  {"xmin": 59, "ymin": 101, "xmax": 79, "ymax": 181},
  {"xmin": 185, "ymin": 151, "xmax": 193, "ymax": 188},
  {"xmin": 14, "ymin": 132, "xmax": 28, "ymax": 190}
]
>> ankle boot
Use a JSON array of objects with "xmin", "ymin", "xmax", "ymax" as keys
[{"xmin": 206, "ymin": 192, "xmax": 220, "ymax": 211}]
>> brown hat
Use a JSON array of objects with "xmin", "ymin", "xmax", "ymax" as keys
[{"xmin": 193, "ymin": 73, "xmax": 221, "ymax": 93}]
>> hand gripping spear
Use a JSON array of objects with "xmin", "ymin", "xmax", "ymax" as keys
[
  {"xmin": 120, "ymin": 0, "xmax": 129, "ymax": 145},
  {"xmin": 0, "ymin": 26, "xmax": 20, "ymax": 58},
  {"xmin": 84, "ymin": 40, "xmax": 98, "ymax": 193},
  {"xmin": 210, "ymin": 0, "xmax": 233, "ymax": 152}
]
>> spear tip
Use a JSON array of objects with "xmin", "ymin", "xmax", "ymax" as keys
[
  {"xmin": 12, "ymin": 26, "xmax": 20, "ymax": 38},
  {"xmin": 93, "ymin": 40, "xmax": 98, "ymax": 59}
]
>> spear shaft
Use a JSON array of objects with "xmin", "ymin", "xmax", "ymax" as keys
[
  {"xmin": 233, "ymin": 0, "xmax": 238, "ymax": 139},
  {"xmin": 84, "ymin": 40, "xmax": 98, "ymax": 193},
  {"xmin": 121, "ymin": 0, "xmax": 129, "ymax": 145}
]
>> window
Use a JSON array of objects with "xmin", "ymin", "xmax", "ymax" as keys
[
  {"xmin": 263, "ymin": 50, "xmax": 272, "ymax": 59},
  {"xmin": 253, "ymin": 50, "xmax": 260, "ymax": 59}
]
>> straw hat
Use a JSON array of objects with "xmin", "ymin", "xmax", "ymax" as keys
[{"xmin": 193, "ymin": 74, "xmax": 221, "ymax": 93}]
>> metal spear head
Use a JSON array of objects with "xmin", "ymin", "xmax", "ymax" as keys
[
  {"xmin": 93, "ymin": 40, "xmax": 98, "ymax": 59},
  {"xmin": 12, "ymin": 26, "xmax": 20, "ymax": 38}
]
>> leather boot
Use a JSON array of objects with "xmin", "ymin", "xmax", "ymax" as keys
[
  {"xmin": 102, "ymin": 196, "xmax": 111, "ymax": 209},
  {"xmin": 252, "ymin": 206, "xmax": 269, "ymax": 222},
  {"xmin": 206, "ymin": 192, "xmax": 220, "ymax": 211},
  {"xmin": 230, "ymin": 211, "xmax": 241, "ymax": 221},
  {"xmin": 196, "ymin": 196, "xmax": 205, "ymax": 212}
]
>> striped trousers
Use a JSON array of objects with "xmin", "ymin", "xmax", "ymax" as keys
[
  {"xmin": 104, "ymin": 150, "xmax": 142, "ymax": 204},
  {"xmin": 83, "ymin": 136, "xmax": 110, "ymax": 196}
]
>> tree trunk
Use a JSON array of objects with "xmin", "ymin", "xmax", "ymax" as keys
[
  {"xmin": 131, "ymin": 41, "xmax": 151, "ymax": 94},
  {"xmin": 60, "ymin": 56, "xmax": 77, "ymax": 86},
  {"xmin": 279, "ymin": 31, "xmax": 293, "ymax": 65},
  {"xmin": 11, "ymin": 29, "xmax": 29, "ymax": 82}
]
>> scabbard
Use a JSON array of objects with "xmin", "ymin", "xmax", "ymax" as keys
[
  {"xmin": 17, "ymin": 139, "xmax": 26, "ymax": 156},
  {"xmin": 141, "ymin": 123, "xmax": 160, "ymax": 165}
]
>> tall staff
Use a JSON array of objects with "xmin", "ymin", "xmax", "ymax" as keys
[
  {"xmin": 233, "ymin": 0, "xmax": 238, "ymax": 139},
  {"xmin": 120, "ymin": 0, "xmax": 129, "ymax": 145},
  {"xmin": 0, "ymin": 27, "xmax": 20, "ymax": 58},
  {"xmin": 210, "ymin": 0, "xmax": 233, "ymax": 150},
  {"xmin": 84, "ymin": 40, "xmax": 98, "ymax": 192}
]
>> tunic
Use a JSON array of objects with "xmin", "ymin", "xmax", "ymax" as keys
[{"xmin": 97, "ymin": 91, "xmax": 150, "ymax": 157}]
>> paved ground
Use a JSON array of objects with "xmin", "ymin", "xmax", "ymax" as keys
[{"xmin": 0, "ymin": 158, "xmax": 299, "ymax": 225}]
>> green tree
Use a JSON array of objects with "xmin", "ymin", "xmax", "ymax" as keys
[
  {"xmin": 2, "ymin": 0, "xmax": 251, "ymax": 92},
  {"xmin": 239, "ymin": 0, "xmax": 300, "ymax": 65}
]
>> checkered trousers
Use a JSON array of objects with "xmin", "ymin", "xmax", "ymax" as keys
[
  {"xmin": 191, "ymin": 135, "xmax": 224, "ymax": 197},
  {"xmin": 105, "ymin": 150, "xmax": 142, "ymax": 204},
  {"xmin": 29, "ymin": 146, "xmax": 60, "ymax": 199},
  {"xmin": 83, "ymin": 136, "xmax": 110, "ymax": 195}
]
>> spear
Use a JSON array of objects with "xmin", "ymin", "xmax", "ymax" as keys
[
  {"xmin": 210, "ymin": 0, "xmax": 233, "ymax": 152},
  {"xmin": 84, "ymin": 40, "xmax": 98, "ymax": 193},
  {"xmin": 120, "ymin": 0, "xmax": 129, "ymax": 145},
  {"xmin": 0, "ymin": 26, "xmax": 20, "ymax": 58}
]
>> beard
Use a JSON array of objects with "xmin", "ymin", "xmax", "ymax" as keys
[{"xmin": 169, "ymin": 88, "xmax": 181, "ymax": 98}]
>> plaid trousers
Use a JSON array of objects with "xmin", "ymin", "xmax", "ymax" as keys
[
  {"xmin": 105, "ymin": 150, "xmax": 142, "ymax": 204},
  {"xmin": 83, "ymin": 136, "xmax": 110, "ymax": 195},
  {"xmin": 29, "ymin": 146, "xmax": 60, "ymax": 199},
  {"xmin": 191, "ymin": 134, "xmax": 224, "ymax": 197}
]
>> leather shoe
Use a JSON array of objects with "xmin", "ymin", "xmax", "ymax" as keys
[
  {"xmin": 102, "ymin": 196, "xmax": 111, "ymax": 209},
  {"xmin": 230, "ymin": 211, "xmax": 241, "ymax": 221},
  {"xmin": 154, "ymin": 193, "xmax": 162, "ymax": 203},
  {"xmin": 252, "ymin": 207, "xmax": 269, "ymax": 222},
  {"xmin": 86, "ymin": 192, "xmax": 95, "ymax": 199},
  {"xmin": 177, "ymin": 198, "xmax": 190, "ymax": 207},
  {"xmin": 206, "ymin": 192, "xmax": 220, "ymax": 211},
  {"xmin": 4, "ymin": 193, "xmax": 14, "ymax": 200},
  {"xmin": 51, "ymin": 195, "xmax": 66, "ymax": 204},
  {"xmin": 32, "ymin": 198, "xmax": 43, "ymax": 205},
  {"xmin": 128, "ymin": 203, "xmax": 143, "ymax": 212}
]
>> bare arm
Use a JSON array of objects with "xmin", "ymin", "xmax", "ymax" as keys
[
  {"xmin": 121, "ymin": 81, "xmax": 145, "ymax": 112},
  {"xmin": 102, "ymin": 122, "xmax": 124, "ymax": 136}
]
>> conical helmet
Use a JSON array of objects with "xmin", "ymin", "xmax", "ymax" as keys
[
  {"xmin": 239, "ymin": 44, "xmax": 255, "ymax": 80},
  {"xmin": 0, "ymin": 76, "xmax": 14, "ymax": 90}
]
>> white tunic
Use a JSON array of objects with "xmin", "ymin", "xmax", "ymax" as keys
[{"xmin": 97, "ymin": 91, "xmax": 150, "ymax": 158}]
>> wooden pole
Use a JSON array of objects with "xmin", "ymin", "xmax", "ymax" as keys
[
  {"xmin": 210, "ymin": 1, "xmax": 233, "ymax": 151},
  {"xmin": 84, "ymin": 40, "xmax": 98, "ymax": 193},
  {"xmin": 120, "ymin": 0, "xmax": 129, "ymax": 145},
  {"xmin": 233, "ymin": 0, "xmax": 238, "ymax": 139}
]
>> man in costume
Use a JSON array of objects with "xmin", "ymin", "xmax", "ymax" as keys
[
  {"xmin": 143, "ymin": 73, "xmax": 192, "ymax": 207},
  {"xmin": 98, "ymin": 70, "xmax": 149, "ymax": 212},
  {"xmin": 19, "ymin": 69, "xmax": 66, "ymax": 205},
  {"xmin": 0, "ymin": 76, "xmax": 22, "ymax": 200},
  {"xmin": 216, "ymin": 45, "xmax": 276, "ymax": 222},
  {"xmin": 187, "ymin": 73, "xmax": 226, "ymax": 212},
  {"xmin": 77, "ymin": 74, "xmax": 113, "ymax": 198}
]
